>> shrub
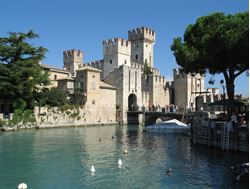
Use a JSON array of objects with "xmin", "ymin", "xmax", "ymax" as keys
[
  {"xmin": 10, "ymin": 109, "xmax": 23, "ymax": 125},
  {"xmin": 66, "ymin": 110, "xmax": 71, "ymax": 115},
  {"xmin": 70, "ymin": 109, "xmax": 80, "ymax": 118},
  {"xmin": 0, "ymin": 119, "xmax": 5, "ymax": 127},
  {"xmin": 22, "ymin": 109, "xmax": 36, "ymax": 124}
]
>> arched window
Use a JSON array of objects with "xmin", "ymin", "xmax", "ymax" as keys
[{"xmin": 135, "ymin": 54, "xmax": 138, "ymax": 60}]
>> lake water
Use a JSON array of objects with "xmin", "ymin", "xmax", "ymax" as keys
[{"xmin": 0, "ymin": 125, "xmax": 248, "ymax": 189}]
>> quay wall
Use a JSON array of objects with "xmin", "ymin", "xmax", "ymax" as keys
[
  {"xmin": 189, "ymin": 111, "xmax": 249, "ymax": 153},
  {"xmin": 34, "ymin": 105, "xmax": 117, "ymax": 127}
]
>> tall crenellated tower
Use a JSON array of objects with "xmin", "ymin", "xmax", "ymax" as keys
[
  {"xmin": 63, "ymin": 49, "xmax": 83, "ymax": 76},
  {"xmin": 128, "ymin": 27, "xmax": 155, "ymax": 68},
  {"xmin": 103, "ymin": 38, "xmax": 131, "ymax": 79},
  {"xmin": 173, "ymin": 68, "xmax": 205, "ymax": 110}
]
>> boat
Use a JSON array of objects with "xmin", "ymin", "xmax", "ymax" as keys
[{"xmin": 145, "ymin": 119, "xmax": 190, "ymax": 133}]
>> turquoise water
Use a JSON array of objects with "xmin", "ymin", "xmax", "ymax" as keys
[{"xmin": 0, "ymin": 125, "xmax": 248, "ymax": 189}]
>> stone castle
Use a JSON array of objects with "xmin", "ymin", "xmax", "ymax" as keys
[{"xmin": 37, "ymin": 26, "xmax": 220, "ymax": 124}]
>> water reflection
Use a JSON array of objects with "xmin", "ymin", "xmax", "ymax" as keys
[{"xmin": 0, "ymin": 125, "xmax": 248, "ymax": 189}]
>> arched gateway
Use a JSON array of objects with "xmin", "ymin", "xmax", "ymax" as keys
[{"xmin": 128, "ymin": 94, "xmax": 137, "ymax": 111}]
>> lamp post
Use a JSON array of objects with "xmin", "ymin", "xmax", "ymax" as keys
[{"xmin": 220, "ymin": 79, "xmax": 225, "ymax": 113}]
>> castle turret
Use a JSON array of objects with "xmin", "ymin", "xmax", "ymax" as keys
[
  {"xmin": 128, "ymin": 27, "xmax": 155, "ymax": 67},
  {"xmin": 173, "ymin": 68, "xmax": 205, "ymax": 110},
  {"xmin": 103, "ymin": 38, "xmax": 131, "ymax": 79},
  {"xmin": 63, "ymin": 49, "xmax": 83, "ymax": 76}
]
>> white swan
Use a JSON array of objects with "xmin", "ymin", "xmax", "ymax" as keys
[
  {"xmin": 18, "ymin": 183, "xmax": 27, "ymax": 189},
  {"xmin": 91, "ymin": 165, "xmax": 95, "ymax": 175},
  {"xmin": 118, "ymin": 159, "xmax": 122, "ymax": 168}
]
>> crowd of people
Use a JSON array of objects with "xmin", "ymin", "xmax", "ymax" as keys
[{"xmin": 139, "ymin": 104, "xmax": 179, "ymax": 113}]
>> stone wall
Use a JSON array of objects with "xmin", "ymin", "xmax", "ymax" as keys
[
  {"xmin": 104, "ymin": 65, "xmax": 142, "ymax": 123},
  {"xmin": 173, "ymin": 68, "xmax": 205, "ymax": 110},
  {"xmin": 36, "ymin": 65, "xmax": 117, "ymax": 126},
  {"xmin": 142, "ymin": 75, "xmax": 169, "ymax": 107},
  {"xmin": 34, "ymin": 103, "xmax": 116, "ymax": 126},
  {"xmin": 86, "ymin": 60, "xmax": 104, "ymax": 79},
  {"xmin": 141, "ymin": 91, "xmax": 150, "ymax": 108}
]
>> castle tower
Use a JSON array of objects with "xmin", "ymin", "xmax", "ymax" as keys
[
  {"xmin": 173, "ymin": 68, "xmax": 205, "ymax": 110},
  {"xmin": 103, "ymin": 38, "xmax": 131, "ymax": 79},
  {"xmin": 128, "ymin": 27, "xmax": 155, "ymax": 67},
  {"xmin": 104, "ymin": 65, "xmax": 142, "ymax": 124},
  {"xmin": 63, "ymin": 49, "xmax": 83, "ymax": 76}
]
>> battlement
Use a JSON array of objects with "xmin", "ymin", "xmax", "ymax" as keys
[
  {"xmin": 165, "ymin": 81, "xmax": 174, "ymax": 88},
  {"xmin": 142, "ymin": 74, "xmax": 166, "ymax": 86},
  {"xmin": 63, "ymin": 49, "xmax": 83, "ymax": 58},
  {"xmin": 150, "ymin": 67, "xmax": 160, "ymax": 76},
  {"xmin": 130, "ymin": 62, "xmax": 144, "ymax": 70},
  {"xmin": 130, "ymin": 62, "xmax": 160, "ymax": 75},
  {"xmin": 103, "ymin": 38, "xmax": 131, "ymax": 47},
  {"xmin": 128, "ymin": 27, "xmax": 155, "ymax": 42},
  {"xmin": 207, "ymin": 88, "xmax": 220, "ymax": 95},
  {"xmin": 153, "ymin": 75, "xmax": 166, "ymax": 85},
  {"xmin": 85, "ymin": 60, "xmax": 104, "ymax": 70},
  {"xmin": 173, "ymin": 67, "xmax": 205, "ymax": 79},
  {"xmin": 173, "ymin": 68, "xmax": 186, "ymax": 79},
  {"xmin": 63, "ymin": 49, "xmax": 83, "ymax": 76},
  {"xmin": 103, "ymin": 38, "xmax": 131, "ymax": 56}
]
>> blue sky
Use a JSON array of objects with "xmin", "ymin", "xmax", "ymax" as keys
[{"xmin": 0, "ymin": 0, "xmax": 249, "ymax": 96}]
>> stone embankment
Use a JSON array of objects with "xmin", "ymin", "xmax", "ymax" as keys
[
  {"xmin": 1, "ymin": 122, "xmax": 117, "ymax": 132},
  {"xmin": 1, "ymin": 124, "xmax": 36, "ymax": 131},
  {"xmin": 1, "ymin": 105, "xmax": 117, "ymax": 131},
  {"xmin": 34, "ymin": 106, "xmax": 116, "ymax": 127}
]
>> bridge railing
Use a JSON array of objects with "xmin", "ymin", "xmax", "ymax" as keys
[{"xmin": 129, "ymin": 105, "xmax": 181, "ymax": 113}]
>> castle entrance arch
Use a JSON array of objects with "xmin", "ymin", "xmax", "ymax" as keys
[{"xmin": 128, "ymin": 94, "xmax": 137, "ymax": 111}]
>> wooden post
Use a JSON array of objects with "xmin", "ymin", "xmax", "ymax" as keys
[
  {"xmin": 181, "ymin": 106, "xmax": 186, "ymax": 123},
  {"xmin": 208, "ymin": 120, "xmax": 210, "ymax": 147},
  {"xmin": 193, "ymin": 120, "xmax": 196, "ymax": 144}
]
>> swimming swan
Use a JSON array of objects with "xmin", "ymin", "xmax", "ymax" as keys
[
  {"xmin": 18, "ymin": 183, "xmax": 27, "ymax": 189},
  {"xmin": 118, "ymin": 159, "xmax": 122, "ymax": 168},
  {"xmin": 91, "ymin": 165, "xmax": 95, "ymax": 174}
]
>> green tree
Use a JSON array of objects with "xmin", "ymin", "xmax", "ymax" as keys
[
  {"xmin": 171, "ymin": 12, "xmax": 249, "ymax": 116},
  {"xmin": 143, "ymin": 63, "xmax": 153, "ymax": 75},
  {"xmin": 0, "ymin": 30, "xmax": 49, "ymax": 109},
  {"xmin": 41, "ymin": 87, "xmax": 68, "ymax": 107}
]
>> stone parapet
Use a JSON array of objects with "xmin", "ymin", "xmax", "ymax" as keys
[
  {"xmin": 103, "ymin": 38, "xmax": 131, "ymax": 56},
  {"xmin": 63, "ymin": 49, "xmax": 83, "ymax": 58},
  {"xmin": 128, "ymin": 27, "xmax": 155, "ymax": 42},
  {"xmin": 86, "ymin": 60, "xmax": 104, "ymax": 70}
]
